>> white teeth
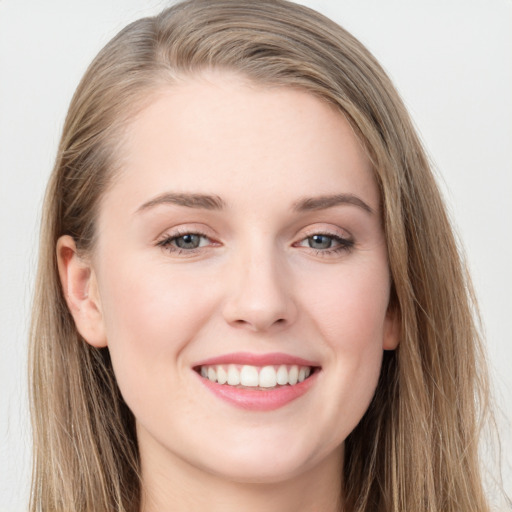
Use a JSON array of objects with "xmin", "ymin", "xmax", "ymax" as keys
[
  {"xmin": 288, "ymin": 365, "xmax": 299, "ymax": 385},
  {"xmin": 227, "ymin": 364, "xmax": 240, "ymax": 385},
  {"xmin": 207, "ymin": 367, "xmax": 217, "ymax": 383},
  {"xmin": 199, "ymin": 363, "xmax": 314, "ymax": 388},
  {"xmin": 217, "ymin": 366, "xmax": 228, "ymax": 384},
  {"xmin": 259, "ymin": 366, "xmax": 277, "ymax": 388},
  {"xmin": 240, "ymin": 365, "xmax": 259, "ymax": 386},
  {"xmin": 276, "ymin": 365, "xmax": 288, "ymax": 385}
]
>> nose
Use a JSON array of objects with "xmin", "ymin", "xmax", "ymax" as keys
[{"xmin": 222, "ymin": 248, "xmax": 297, "ymax": 332}]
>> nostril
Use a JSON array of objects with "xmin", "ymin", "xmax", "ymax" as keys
[
  {"xmin": 221, "ymin": 280, "xmax": 297, "ymax": 331},
  {"xmin": 231, "ymin": 316, "xmax": 287, "ymax": 331}
]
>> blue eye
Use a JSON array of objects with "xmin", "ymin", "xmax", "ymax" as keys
[
  {"xmin": 297, "ymin": 232, "xmax": 354, "ymax": 254},
  {"xmin": 174, "ymin": 234, "xmax": 204, "ymax": 249},
  {"xmin": 308, "ymin": 234, "xmax": 336, "ymax": 250},
  {"xmin": 157, "ymin": 232, "xmax": 211, "ymax": 252}
]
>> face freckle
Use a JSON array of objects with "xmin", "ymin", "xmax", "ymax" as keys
[{"xmin": 89, "ymin": 72, "xmax": 398, "ymax": 486}]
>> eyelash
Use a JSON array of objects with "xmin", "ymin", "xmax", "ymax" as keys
[
  {"xmin": 156, "ymin": 229, "xmax": 215, "ymax": 256},
  {"xmin": 295, "ymin": 232, "xmax": 354, "ymax": 256},
  {"xmin": 156, "ymin": 230, "xmax": 354, "ymax": 257}
]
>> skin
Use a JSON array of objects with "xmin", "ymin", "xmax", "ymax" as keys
[{"xmin": 58, "ymin": 72, "xmax": 399, "ymax": 512}]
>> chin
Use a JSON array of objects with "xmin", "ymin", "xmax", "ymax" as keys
[
  {"xmin": 194, "ymin": 436, "xmax": 340, "ymax": 485},
  {"xmin": 206, "ymin": 456, "xmax": 314, "ymax": 485}
]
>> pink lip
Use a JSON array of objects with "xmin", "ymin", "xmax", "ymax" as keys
[
  {"xmin": 194, "ymin": 351, "xmax": 320, "ymax": 368},
  {"xmin": 196, "ymin": 371, "xmax": 318, "ymax": 411},
  {"xmin": 193, "ymin": 352, "xmax": 320, "ymax": 412}
]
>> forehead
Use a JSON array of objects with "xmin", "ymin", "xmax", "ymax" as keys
[{"xmin": 105, "ymin": 73, "xmax": 378, "ymax": 215}]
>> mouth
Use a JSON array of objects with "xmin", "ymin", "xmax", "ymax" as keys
[
  {"xmin": 192, "ymin": 353, "xmax": 320, "ymax": 410},
  {"xmin": 194, "ymin": 363, "xmax": 317, "ymax": 390}
]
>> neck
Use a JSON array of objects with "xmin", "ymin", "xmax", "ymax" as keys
[{"xmin": 139, "ymin": 436, "xmax": 343, "ymax": 512}]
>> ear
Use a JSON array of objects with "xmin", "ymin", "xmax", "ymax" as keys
[
  {"xmin": 382, "ymin": 303, "xmax": 400, "ymax": 351},
  {"xmin": 56, "ymin": 235, "xmax": 107, "ymax": 348}
]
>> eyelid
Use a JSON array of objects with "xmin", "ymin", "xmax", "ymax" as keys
[
  {"xmin": 292, "ymin": 225, "xmax": 355, "ymax": 255},
  {"xmin": 155, "ymin": 223, "xmax": 218, "ymax": 243},
  {"xmin": 155, "ymin": 224, "xmax": 221, "ymax": 256},
  {"xmin": 297, "ymin": 224, "xmax": 353, "ymax": 242}
]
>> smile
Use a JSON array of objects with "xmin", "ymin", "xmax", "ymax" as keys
[
  {"xmin": 198, "ymin": 364, "xmax": 313, "ymax": 389},
  {"xmin": 193, "ymin": 353, "xmax": 320, "ymax": 411}
]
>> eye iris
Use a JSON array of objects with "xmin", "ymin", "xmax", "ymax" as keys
[
  {"xmin": 175, "ymin": 234, "xmax": 201, "ymax": 249},
  {"xmin": 309, "ymin": 234, "xmax": 332, "ymax": 249}
]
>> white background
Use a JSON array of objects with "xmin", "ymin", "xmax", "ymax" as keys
[{"xmin": 1, "ymin": 1, "xmax": 511, "ymax": 510}]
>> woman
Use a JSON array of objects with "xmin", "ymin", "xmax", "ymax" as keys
[{"xmin": 29, "ymin": 1, "xmax": 493, "ymax": 510}]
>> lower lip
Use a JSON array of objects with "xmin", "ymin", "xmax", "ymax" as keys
[{"xmin": 196, "ymin": 371, "xmax": 318, "ymax": 411}]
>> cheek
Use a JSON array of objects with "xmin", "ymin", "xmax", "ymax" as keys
[
  {"xmin": 96, "ymin": 256, "xmax": 217, "ymax": 391},
  {"xmin": 299, "ymin": 260, "xmax": 390, "ymax": 425},
  {"xmin": 303, "ymin": 259, "xmax": 391, "ymax": 351}
]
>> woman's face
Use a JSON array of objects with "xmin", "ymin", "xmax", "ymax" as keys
[{"xmin": 77, "ymin": 73, "xmax": 398, "ymax": 484}]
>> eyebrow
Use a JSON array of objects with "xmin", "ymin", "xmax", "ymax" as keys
[
  {"xmin": 292, "ymin": 194, "xmax": 374, "ymax": 214},
  {"xmin": 136, "ymin": 191, "xmax": 374, "ymax": 215},
  {"xmin": 136, "ymin": 192, "xmax": 226, "ymax": 213}
]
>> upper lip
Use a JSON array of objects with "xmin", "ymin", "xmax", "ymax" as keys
[{"xmin": 193, "ymin": 352, "xmax": 320, "ymax": 368}]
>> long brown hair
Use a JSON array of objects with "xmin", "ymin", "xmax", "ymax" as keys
[{"xmin": 29, "ymin": 1, "xmax": 491, "ymax": 510}]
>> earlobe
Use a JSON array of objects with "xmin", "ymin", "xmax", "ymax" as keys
[
  {"xmin": 56, "ymin": 235, "xmax": 107, "ymax": 348},
  {"xmin": 383, "ymin": 305, "xmax": 400, "ymax": 351}
]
